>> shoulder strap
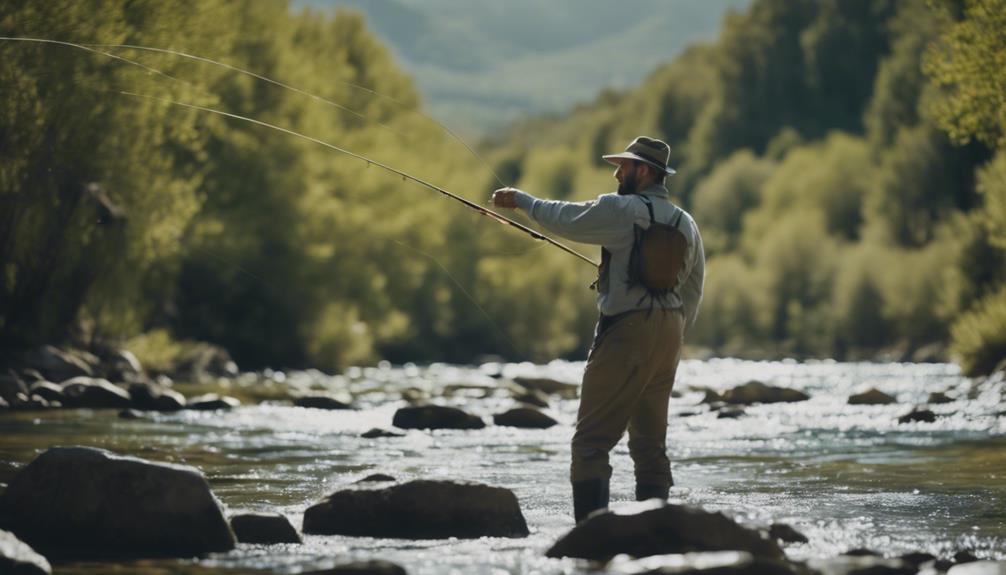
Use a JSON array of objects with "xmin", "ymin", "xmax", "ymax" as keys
[{"xmin": 639, "ymin": 195, "xmax": 656, "ymax": 223}]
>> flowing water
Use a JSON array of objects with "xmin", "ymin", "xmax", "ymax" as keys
[{"xmin": 1, "ymin": 359, "xmax": 1004, "ymax": 574}]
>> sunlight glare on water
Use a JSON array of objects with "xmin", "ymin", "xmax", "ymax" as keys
[{"xmin": 0, "ymin": 359, "xmax": 1003, "ymax": 574}]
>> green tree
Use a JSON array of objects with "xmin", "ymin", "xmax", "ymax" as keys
[
  {"xmin": 691, "ymin": 150, "xmax": 774, "ymax": 255},
  {"xmin": 923, "ymin": 0, "xmax": 1006, "ymax": 149}
]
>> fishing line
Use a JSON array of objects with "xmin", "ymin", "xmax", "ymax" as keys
[
  {"xmin": 85, "ymin": 42, "xmax": 510, "ymax": 190},
  {"xmin": 0, "ymin": 37, "xmax": 187, "ymax": 85},
  {"xmin": 0, "ymin": 36, "xmax": 423, "ymax": 145},
  {"xmin": 2, "ymin": 36, "xmax": 553, "ymax": 258},
  {"xmin": 391, "ymin": 240, "xmax": 522, "ymax": 357},
  {"xmin": 113, "ymin": 89, "xmax": 599, "ymax": 266}
]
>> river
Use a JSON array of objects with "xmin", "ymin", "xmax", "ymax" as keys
[{"xmin": 1, "ymin": 358, "xmax": 1004, "ymax": 574}]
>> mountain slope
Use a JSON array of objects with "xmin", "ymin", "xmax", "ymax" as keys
[{"xmin": 295, "ymin": 0, "xmax": 750, "ymax": 135}]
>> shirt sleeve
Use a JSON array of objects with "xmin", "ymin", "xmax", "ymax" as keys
[
  {"xmin": 680, "ymin": 221, "xmax": 706, "ymax": 332},
  {"xmin": 513, "ymin": 191, "xmax": 630, "ymax": 245}
]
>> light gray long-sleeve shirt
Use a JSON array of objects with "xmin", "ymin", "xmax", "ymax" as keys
[{"xmin": 514, "ymin": 184, "xmax": 705, "ymax": 330}]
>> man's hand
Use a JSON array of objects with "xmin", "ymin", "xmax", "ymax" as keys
[{"xmin": 491, "ymin": 187, "xmax": 519, "ymax": 209}]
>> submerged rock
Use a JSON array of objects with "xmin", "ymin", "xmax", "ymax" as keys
[
  {"xmin": 513, "ymin": 388, "xmax": 550, "ymax": 408},
  {"xmin": 493, "ymin": 407, "xmax": 558, "ymax": 429},
  {"xmin": 360, "ymin": 428, "xmax": 404, "ymax": 439},
  {"xmin": 898, "ymin": 552, "xmax": 936, "ymax": 568},
  {"xmin": 848, "ymin": 389, "xmax": 897, "ymax": 405},
  {"xmin": 953, "ymin": 550, "xmax": 981, "ymax": 565},
  {"xmin": 898, "ymin": 408, "xmax": 936, "ymax": 424},
  {"xmin": 545, "ymin": 501, "xmax": 783, "ymax": 561},
  {"xmin": 842, "ymin": 548, "xmax": 882, "ymax": 557},
  {"xmin": 355, "ymin": 473, "xmax": 396, "ymax": 483},
  {"xmin": 392, "ymin": 405, "xmax": 485, "ymax": 430},
  {"xmin": 0, "ymin": 446, "xmax": 235, "ymax": 557},
  {"xmin": 808, "ymin": 555, "xmax": 916, "ymax": 575},
  {"xmin": 294, "ymin": 395, "xmax": 353, "ymax": 410},
  {"xmin": 722, "ymin": 381, "xmax": 809, "ymax": 405},
  {"xmin": 768, "ymin": 523, "xmax": 808, "ymax": 544},
  {"xmin": 927, "ymin": 392, "xmax": 954, "ymax": 405},
  {"xmin": 0, "ymin": 529, "xmax": 51, "ymax": 575},
  {"xmin": 513, "ymin": 376, "xmax": 579, "ymax": 398},
  {"xmin": 606, "ymin": 551, "xmax": 801, "ymax": 575},
  {"xmin": 230, "ymin": 512, "xmax": 302, "ymax": 544},
  {"xmin": 301, "ymin": 560, "xmax": 408, "ymax": 575},
  {"xmin": 302, "ymin": 479, "xmax": 528, "ymax": 539},
  {"xmin": 717, "ymin": 407, "xmax": 746, "ymax": 419},
  {"xmin": 701, "ymin": 390, "xmax": 724, "ymax": 404}
]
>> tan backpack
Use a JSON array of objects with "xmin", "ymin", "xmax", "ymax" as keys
[{"xmin": 627, "ymin": 195, "xmax": 688, "ymax": 304}]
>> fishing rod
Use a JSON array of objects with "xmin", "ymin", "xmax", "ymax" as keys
[
  {"xmin": 1, "ymin": 36, "xmax": 598, "ymax": 266},
  {"xmin": 117, "ymin": 90, "xmax": 599, "ymax": 267}
]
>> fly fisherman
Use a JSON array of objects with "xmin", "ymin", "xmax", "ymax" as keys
[{"xmin": 491, "ymin": 136, "xmax": 705, "ymax": 522}]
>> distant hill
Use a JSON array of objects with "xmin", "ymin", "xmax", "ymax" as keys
[{"xmin": 294, "ymin": 0, "xmax": 750, "ymax": 136}]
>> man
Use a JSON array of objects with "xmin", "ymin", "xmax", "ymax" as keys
[{"xmin": 491, "ymin": 136, "xmax": 705, "ymax": 522}]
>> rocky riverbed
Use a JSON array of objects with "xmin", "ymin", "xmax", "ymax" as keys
[{"xmin": 1, "ymin": 346, "xmax": 1004, "ymax": 574}]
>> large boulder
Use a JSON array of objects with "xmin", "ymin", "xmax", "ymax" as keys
[
  {"xmin": 22, "ymin": 346, "xmax": 93, "ymax": 382},
  {"xmin": 493, "ymin": 407, "xmax": 558, "ymax": 429},
  {"xmin": 103, "ymin": 348, "xmax": 145, "ymax": 383},
  {"xmin": 302, "ymin": 479, "xmax": 528, "ymax": 539},
  {"xmin": 0, "ymin": 446, "xmax": 235, "ymax": 557},
  {"xmin": 59, "ymin": 377, "xmax": 131, "ymax": 409},
  {"xmin": 128, "ymin": 383, "xmax": 186, "ymax": 411},
  {"xmin": 186, "ymin": 394, "xmax": 241, "ymax": 411},
  {"xmin": 230, "ymin": 513, "xmax": 301, "ymax": 544},
  {"xmin": 0, "ymin": 529, "xmax": 51, "ymax": 575},
  {"xmin": 546, "ymin": 501, "xmax": 783, "ymax": 561},
  {"xmin": 722, "ymin": 381, "xmax": 809, "ymax": 405},
  {"xmin": 0, "ymin": 373, "xmax": 28, "ymax": 404},
  {"xmin": 392, "ymin": 405, "xmax": 485, "ymax": 430},
  {"xmin": 27, "ymin": 382, "xmax": 63, "ymax": 404},
  {"xmin": 170, "ymin": 344, "xmax": 238, "ymax": 382}
]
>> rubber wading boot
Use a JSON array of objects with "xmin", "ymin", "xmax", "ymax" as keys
[
  {"xmin": 572, "ymin": 478, "xmax": 609, "ymax": 522},
  {"xmin": 635, "ymin": 483, "xmax": 669, "ymax": 501}
]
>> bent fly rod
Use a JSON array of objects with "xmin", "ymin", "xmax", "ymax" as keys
[
  {"xmin": 1, "ymin": 36, "xmax": 599, "ymax": 267},
  {"xmin": 120, "ymin": 90, "xmax": 600, "ymax": 267}
]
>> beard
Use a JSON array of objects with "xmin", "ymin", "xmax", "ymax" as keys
[{"xmin": 617, "ymin": 169, "xmax": 638, "ymax": 195}]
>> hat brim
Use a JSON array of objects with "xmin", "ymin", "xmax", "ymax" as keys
[{"xmin": 602, "ymin": 152, "xmax": 677, "ymax": 175}]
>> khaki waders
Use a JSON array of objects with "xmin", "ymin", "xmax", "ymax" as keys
[{"xmin": 570, "ymin": 308, "xmax": 684, "ymax": 521}]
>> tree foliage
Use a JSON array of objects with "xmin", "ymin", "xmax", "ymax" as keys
[{"xmin": 2, "ymin": 0, "xmax": 1004, "ymax": 374}]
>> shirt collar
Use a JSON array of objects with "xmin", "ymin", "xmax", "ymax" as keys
[{"xmin": 639, "ymin": 184, "xmax": 669, "ymax": 198}]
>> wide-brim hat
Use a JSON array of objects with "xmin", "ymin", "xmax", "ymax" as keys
[{"xmin": 602, "ymin": 136, "xmax": 676, "ymax": 175}]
